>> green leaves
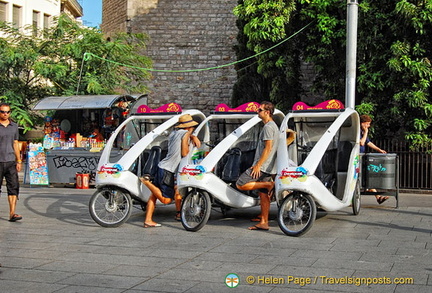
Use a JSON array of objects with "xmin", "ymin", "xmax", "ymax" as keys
[
  {"xmin": 233, "ymin": 0, "xmax": 299, "ymax": 105},
  {"xmin": 355, "ymin": 102, "xmax": 376, "ymax": 117},
  {"xmin": 413, "ymin": 118, "xmax": 429, "ymax": 131},
  {"xmin": 405, "ymin": 132, "xmax": 432, "ymax": 149},
  {"xmin": 235, "ymin": 0, "xmax": 295, "ymax": 43},
  {"xmin": 395, "ymin": 0, "xmax": 432, "ymax": 34},
  {"xmin": 0, "ymin": 15, "xmax": 152, "ymax": 131},
  {"xmin": 234, "ymin": 0, "xmax": 432, "ymax": 147},
  {"xmin": 0, "ymin": 95, "xmax": 33, "ymax": 131}
]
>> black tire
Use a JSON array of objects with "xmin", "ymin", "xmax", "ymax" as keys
[
  {"xmin": 277, "ymin": 192, "xmax": 316, "ymax": 237},
  {"xmin": 181, "ymin": 189, "xmax": 211, "ymax": 232},
  {"xmin": 89, "ymin": 187, "xmax": 132, "ymax": 227},
  {"xmin": 352, "ymin": 180, "xmax": 361, "ymax": 215},
  {"xmin": 220, "ymin": 206, "xmax": 231, "ymax": 217}
]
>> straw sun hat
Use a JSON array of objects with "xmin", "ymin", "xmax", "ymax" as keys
[{"xmin": 175, "ymin": 114, "xmax": 199, "ymax": 128}]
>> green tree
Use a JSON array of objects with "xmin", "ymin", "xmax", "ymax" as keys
[
  {"xmin": 233, "ymin": 0, "xmax": 299, "ymax": 110},
  {"xmin": 234, "ymin": 0, "xmax": 432, "ymax": 147},
  {"xmin": 0, "ymin": 15, "xmax": 151, "ymax": 131}
]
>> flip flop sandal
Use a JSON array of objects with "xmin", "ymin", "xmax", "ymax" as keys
[
  {"xmin": 144, "ymin": 223, "xmax": 162, "ymax": 228},
  {"xmin": 248, "ymin": 225, "xmax": 269, "ymax": 231},
  {"xmin": 378, "ymin": 196, "xmax": 389, "ymax": 204},
  {"xmin": 9, "ymin": 214, "xmax": 22, "ymax": 222}
]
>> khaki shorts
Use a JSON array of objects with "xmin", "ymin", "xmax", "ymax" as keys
[{"xmin": 236, "ymin": 168, "xmax": 272, "ymax": 193}]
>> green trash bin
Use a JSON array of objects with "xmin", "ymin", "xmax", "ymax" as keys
[{"xmin": 365, "ymin": 153, "xmax": 397, "ymax": 189}]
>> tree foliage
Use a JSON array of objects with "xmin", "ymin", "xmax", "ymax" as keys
[
  {"xmin": 0, "ymin": 15, "xmax": 151, "ymax": 131},
  {"xmin": 233, "ymin": 0, "xmax": 300, "ymax": 110},
  {"xmin": 233, "ymin": 0, "xmax": 432, "ymax": 147}
]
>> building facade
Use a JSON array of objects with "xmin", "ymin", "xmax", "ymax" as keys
[
  {"xmin": 102, "ymin": 0, "xmax": 238, "ymax": 112},
  {"xmin": 61, "ymin": 0, "xmax": 83, "ymax": 21},
  {"xmin": 0, "ymin": 0, "xmax": 82, "ymax": 34}
]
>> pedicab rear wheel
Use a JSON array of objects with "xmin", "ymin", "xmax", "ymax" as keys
[
  {"xmin": 89, "ymin": 187, "xmax": 132, "ymax": 227},
  {"xmin": 181, "ymin": 189, "xmax": 211, "ymax": 232},
  {"xmin": 278, "ymin": 192, "xmax": 316, "ymax": 237},
  {"xmin": 352, "ymin": 180, "xmax": 361, "ymax": 215}
]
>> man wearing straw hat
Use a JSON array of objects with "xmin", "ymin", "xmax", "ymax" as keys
[{"xmin": 140, "ymin": 114, "xmax": 200, "ymax": 227}]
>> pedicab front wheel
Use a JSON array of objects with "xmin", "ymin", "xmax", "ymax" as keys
[
  {"xmin": 277, "ymin": 192, "xmax": 316, "ymax": 237},
  {"xmin": 352, "ymin": 180, "xmax": 361, "ymax": 215},
  {"xmin": 89, "ymin": 187, "xmax": 132, "ymax": 227},
  {"xmin": 181, "ymin": 189, "xmax": 211, "ymax": 232}
]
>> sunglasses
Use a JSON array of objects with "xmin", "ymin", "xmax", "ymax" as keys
[
  {"xmin": 0, "ymin": 110, "xmax": 11, "ymax": 114},
  {"xmin": 257, "ymin": 108, "xmax": 267, "ymax": 113}
]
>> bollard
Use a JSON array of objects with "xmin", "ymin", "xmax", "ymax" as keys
[
  {"xmin": 76, "ymin": 173, "xmax": 83, "ymax": 189},
  {"xmin": 81, "ymin": 173, "xmax": 90, "ymax": 189}
]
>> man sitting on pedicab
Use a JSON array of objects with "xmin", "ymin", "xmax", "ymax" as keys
[{"xmin": 236, "ymin": 101, "xmax": 279, "ymax": 231}]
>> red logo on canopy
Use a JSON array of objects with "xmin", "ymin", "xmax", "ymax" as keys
[
  {"xmin": 137, "ymin": 103, "xmax": 182, "ymax": 113},
  {"xmin": 214, "ymin": 102, "xmax": 260, "ymax": 113},
  {"xmin": 292, "ymin": 99, "xmax": 344, "ymax": 111}
]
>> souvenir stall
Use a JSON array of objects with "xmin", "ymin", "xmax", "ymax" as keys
[{"xmin": 30, "ymin": 94, "xmax": 147, "ymax": 185}]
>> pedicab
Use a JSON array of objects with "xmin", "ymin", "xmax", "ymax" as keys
[
  {"xmin": 89, "ymin": 103, "xmax": 206, "ymax": 227},
  {"xmin": 176, "ymin": 102, "xmax": 285, "ymax": 231},
  {"xmin": 275, "ymin": 100, "xmax": 361, "ymax": 236}
]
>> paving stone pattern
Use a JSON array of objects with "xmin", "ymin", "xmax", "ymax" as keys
[{"xmin": 0, "ymin": 187, "xmax": 431, "ymax": 292}]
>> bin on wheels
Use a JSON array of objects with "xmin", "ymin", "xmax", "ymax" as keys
[
  {"xmin": 366, "ymin": 153, "xmax": 397, "ymax": 189},
  {"xmin": 362, "ymin": 153, "xmax": 399, "ymax": 207}
]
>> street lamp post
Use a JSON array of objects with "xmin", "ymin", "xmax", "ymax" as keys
[{"xmin": 345, "ymin": 0, "xmax": 358, "ymax": 109}]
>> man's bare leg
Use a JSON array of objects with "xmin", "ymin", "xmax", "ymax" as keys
[
  {"xmin": 8, "ymin": 195, "xmax": 21, "ymax": 220},
  {"xmin": 144, "ymin": 194, "xmax": 158, "ymax": 226},
  {"xmin": 249, "ymin": 191, "xmax": 271, "ymax": 230},
  {"xmin": 237, "ymin": 181, "xmax": 274, "ymax": 230},
  {"xmin": 236, "ymin": 181, "xmax": 273, "ymax": 193},
  {"xmin": 140, "ymin": 178, "xmax": 172, "ymax": 204}
]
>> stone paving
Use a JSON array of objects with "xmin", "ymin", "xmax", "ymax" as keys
[{"xmin": 0, "ymin": 186, "xmax": 431, "ymax": 292}]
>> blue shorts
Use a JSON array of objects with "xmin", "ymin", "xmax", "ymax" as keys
[
  {"xmin": 0, "ymin": 161, "xmax": 19, "ymax": 197},
  {"xmin": 154, "ymin": 167, "xmax": 175, "ymax": 199}
]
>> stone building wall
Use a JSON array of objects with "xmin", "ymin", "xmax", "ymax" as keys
[
  {"xmin": 102, "ymin": 0, "xmax": 238, "ymax": 113},
  {"xmin": 101, "ymin": 0, "xmax": 128, "ymax": 35}
]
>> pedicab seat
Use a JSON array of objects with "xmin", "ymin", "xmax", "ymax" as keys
[
  {"xmin": 221, "ymin": 148, "xmax": 242, "ymax": 182},
  {"xmin": 142, "ymin": 146, "xmax": 162, "ymax": 178},
  {"xmin": 216, "ymin": 147, "xmax": 258, "ymax": 198},
  {"xmin": 338, "ymin": 141, "xmax": 353, "ymax": 172},
  {"xmin": 315, "ymin": 148, "xmax": 338, "ymax": 193},
  {"xmin": 336, "ymin": 141, "xmax": 353, "ymax": 199},
  {"xmin": 231, "ymin": 141, "xmax": 256, "ymax": 175},
  {"xmin": 218, "ymin": 143, "xmax": 256, "ymax": 182}
]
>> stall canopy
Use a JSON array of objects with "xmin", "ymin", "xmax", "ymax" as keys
[{"xmin": 33, "ymin": 95, "xmax": 137, "ymax": 110}]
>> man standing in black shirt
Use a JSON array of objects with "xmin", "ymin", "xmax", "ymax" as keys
[{"xmin": 0, "ymin": 102, "xmax": 22, "ymax": 222}]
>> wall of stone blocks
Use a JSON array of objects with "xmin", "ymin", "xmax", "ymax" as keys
[
  {"xmin": 101, "ymin": 0, "xmax": 128, "ymax": 35},
  {"xmin": 103, "ymin": 0, "xmax": 239, "ymax": 113},
  {"xmin": 102, "ymin": 0, "xmax": 322, "ymax": 113}
]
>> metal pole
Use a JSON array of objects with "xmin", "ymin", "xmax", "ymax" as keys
[{"xmin": 345, "ymin": 0, "xmax": 358, "ymax": 109}]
